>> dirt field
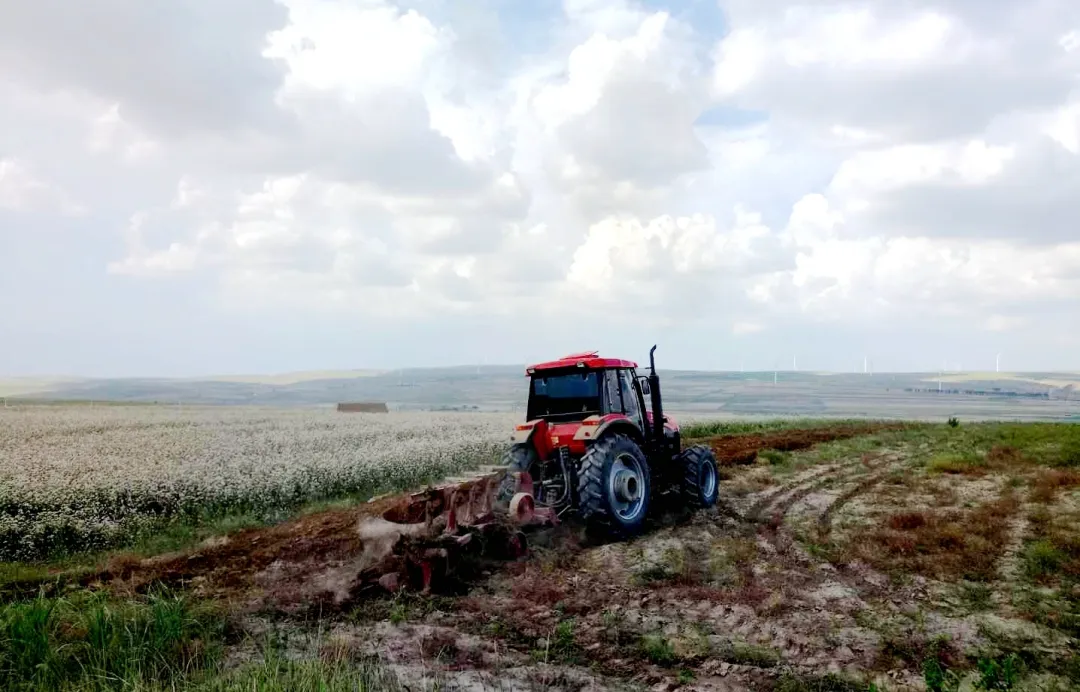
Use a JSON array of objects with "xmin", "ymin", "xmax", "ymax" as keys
[{"xmin": 8, "ymin": 422, "xmax": 1080, "ymax": 691}]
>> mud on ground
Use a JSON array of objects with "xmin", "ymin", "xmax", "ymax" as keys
[{"xmin": 30, "ymin": 423, "xmax": 1080, "ymax": 691}]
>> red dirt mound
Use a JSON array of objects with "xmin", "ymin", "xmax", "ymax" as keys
[{"xmin": 698, "ymin": 422, "xmax": 907, "ymax": 465}]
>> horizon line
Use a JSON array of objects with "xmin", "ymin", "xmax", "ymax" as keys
[{"xmin": 3, "ymin": 367, "xmax": 1079, "ymax": 381}]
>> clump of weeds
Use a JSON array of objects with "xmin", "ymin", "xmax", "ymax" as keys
[
  {"xmin": 639, "ymin": 633, "xmax": 677, "ymax": 666},
  {"xmin": 531, "ymin": 618, "xmax": 582, "ymax": 665}
]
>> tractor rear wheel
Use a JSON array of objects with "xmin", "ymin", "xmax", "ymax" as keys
[
  {"xmin": 496, "ymin": 443, "xmax": 540, "ymax": 506},
  {"xmin": 678, "ymin": 444, "xmax": 719, "ymax": 509},
  {"xmin": 577, "ymin": 433, "xmax": 651, "ymax": 536}
]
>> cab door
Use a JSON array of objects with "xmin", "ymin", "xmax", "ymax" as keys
[{"xmin": 617, "ymin": 367, "xmax": 647, "ymax": 434}]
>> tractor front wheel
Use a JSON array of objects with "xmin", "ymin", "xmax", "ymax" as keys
[
  {"xmin": 678, "ymin": 444, "xmax": 719, "ymax": 509},
  {"xmin": 577, "ymin": 433, "xmax": 651, "ymax": 537}
]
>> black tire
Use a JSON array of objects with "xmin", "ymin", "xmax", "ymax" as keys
[
  {"xmin": 679, "ymin": 444, "xmax": 719, "ymax": 509},
  {"xmin": 577, "ymin": 433, "xmax": 651, "ymax": 536},
  {"xmin": 496, "ymin": 443, "xmax": 540, "ymax": 506}
]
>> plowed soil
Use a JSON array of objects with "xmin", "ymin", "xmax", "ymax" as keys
[{"xmin": 701, "ymin": 422, "xmax": 908, "ymax": 465}]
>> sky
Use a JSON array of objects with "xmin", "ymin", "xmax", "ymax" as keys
[{"xmin": 1, "ymin": 0, "xmax": 1079, "ymax": 377}]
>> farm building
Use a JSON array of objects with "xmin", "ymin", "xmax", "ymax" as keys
[{"xmin": 336, "ymin": 402, "xmax": 389, "ymax": 413}]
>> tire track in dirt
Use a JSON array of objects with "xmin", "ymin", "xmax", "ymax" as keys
[
  {"xmin": 764, "ymin": 455, "xmax": 888, "ymax": 529},
  {"xmin": 987, "ymin": 506, "xmax": 1031, "ymax": 617},
  {"xmin": 743, "ymin": 463, "xmax": 848, "ymax": 523},
  {"xmin": 744, "ymin": 453, "xmax": 895, "ymax": 528},
  {"xmin": 751, "ymin": 454, "xmax": 903, "ymax": 567},
  {"xmin": 745, "ymin": 451, "xmax": 917, "ymax": 607},
  {"xmin": 815, "ymin": 454, "xmax": 904, "ymax": 540}
]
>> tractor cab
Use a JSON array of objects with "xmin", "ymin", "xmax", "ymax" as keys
[{"xmin": 525, "ymin": 352, "xmax": 647, "ymax": 427}]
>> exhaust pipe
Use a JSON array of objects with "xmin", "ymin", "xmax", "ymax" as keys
[{"xmin": 648, "ymin": 345, "xmax": 664, "ymax": 443}]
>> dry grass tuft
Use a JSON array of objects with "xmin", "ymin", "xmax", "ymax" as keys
[
  {"xmin": 852, "ymin": 493, "xmax": 1020, "ymax": 581},
  {"xmin": 1028, "ymin": 469, "xmax": 1080, "ymax": 504}
]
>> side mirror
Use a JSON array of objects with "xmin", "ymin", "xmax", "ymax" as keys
[{"xmin": 638, "ymin": 377, "xmax": 651, "ymax": 396}]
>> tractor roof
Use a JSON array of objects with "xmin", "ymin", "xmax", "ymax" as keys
[{"xmin": 526, "ymin": 351, "xmax": 638, "ymax": 374}]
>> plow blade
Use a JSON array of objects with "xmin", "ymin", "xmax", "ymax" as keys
[{"xmin": 359, "ymin": 467, "xmax": 554, "ymax": 594}]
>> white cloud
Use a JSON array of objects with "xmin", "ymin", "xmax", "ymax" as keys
[{"xmin": 712, "ymin": 0, "xmax": 1080, "ymax": 141}]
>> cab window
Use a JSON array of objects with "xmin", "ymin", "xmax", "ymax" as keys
[{"xmin": 618, "ymin": 368, "xmax": 644, "ymax": 425}]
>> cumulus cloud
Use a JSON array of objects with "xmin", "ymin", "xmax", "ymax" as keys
[
  {"xmin": 2, "ymin": 0, "xmax": 1078, "ymax": 373},
  {"xmin": 712, "ymin": 0, "xmax": 1080, "ymax": 141},
  {"xmin": 0, "ymin": 0, "xmax": 289, "ymax": 137}
]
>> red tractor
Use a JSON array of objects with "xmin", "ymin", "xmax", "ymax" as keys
[{"xmin": 498, "ymin": 346, "xmax": 719, "ymax": 536}]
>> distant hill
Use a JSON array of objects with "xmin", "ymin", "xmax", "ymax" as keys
[{"xmin": 3, "ymin": 368, "xmax": 1079, "ymax": 421}]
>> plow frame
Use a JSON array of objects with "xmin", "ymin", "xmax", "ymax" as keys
[{"xmin": 370, "ymin": 468, "xmax": 556, "ymax": 593}]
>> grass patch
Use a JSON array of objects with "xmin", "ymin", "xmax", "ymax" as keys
[
  {"xmin": 680, "ymin": 418, "xmax": 865, "ymax": 438},
  {"xmin": 530, "ymin": 619, "xmax": 582, "ymax": 665},
  {"xmin": 926, "ymin": 452, "xmax": 986, "ymax": 475},
  {"xmin": 190, "ymin": 653, "xmax": 403, "ymax": 692},
  {"xmin": 639, "ymin": 633, "xmax": 677, "ymax": 665},
  {"xmin": 0, "ymin": 588, "xmax": 226, "ymax": 691},
  {"xmin": 957, "ymin": 582, "xmax": 994, "ymax": 612},
  {"xmin": 1022, "ymin": 539, "xmax": 1068, "ymax": 580},
  {"xmin": 853, "ymin": 492, "xmax": 1019, "ymax": 581},
  {"xmin": 727, "ymin": 642, "xmax": 780, "ymax": 668},
  {"xmin": 1023, "ymin": 502, "xmax": 1080, "ymax": 589},
  {"xmin": 759, "ymin": 449, "xmax": 791, "ymax": 466}
]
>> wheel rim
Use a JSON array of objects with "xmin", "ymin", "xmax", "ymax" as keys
[
  {"xmin": 607, "ymin": 452, "xmax": 646, "ymax": 522},
  {"xmin": 701, "ymin": 459, "xmax": 717, "ymax": 499}
]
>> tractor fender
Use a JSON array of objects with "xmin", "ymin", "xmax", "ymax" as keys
[
  {"xmin": 573, "ymin": 415, "xmax": 644, "ymax": 446},
  {"xmin": 510, "ymin": 419, "xmax": 552, "ymax": 459}
]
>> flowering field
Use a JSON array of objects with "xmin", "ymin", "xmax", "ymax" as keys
[{"xmin": 0, "ymin": 406, "xmax": 517, "ymax": 561}]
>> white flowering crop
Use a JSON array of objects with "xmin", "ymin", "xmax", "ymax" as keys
[{"xmin": 0, "ymin": 406, "xmax": 518, "ymax": 561}]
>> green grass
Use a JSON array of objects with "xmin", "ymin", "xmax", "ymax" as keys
[
  {"xmin": 680, "ymin": 417, "xmax": 896, "ymax": 439},
  {"xmin": 727, "ymin": 642, "xmax": 781, "ymax": 668},
  {"xmin": 0, "ymin": 589, "xmax": 410, "ymax": 692},
  {"xmin": 639, "ymin": 633, "xmax": 677, "ymax": 665},
  {"xmin": 957, "ymin": 582, "xmax": 994, "ymax": 612},
  {"xmin": 759, "ymin": 449, "xmax": 791, "ymax": 465},
  {"xmin": 925, "ymin": 452, "xmax": 986, "ymax": 474},
  {"xmin": 1022, "ymin": 539, "xmax": 1068, "ymax": 580},
  {"xmin": 189, "ymin": 652, "xmax": 403, "ymax": 692},
  {"xmin": 0, "ymin": 589, "xmax": 225, "ymax": 691}
]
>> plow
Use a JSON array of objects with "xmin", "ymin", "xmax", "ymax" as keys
[
  {"xmin": 355, "ymin": 345, "xmax": 721, "ymax": 596},
  {"xmin": 357, "ymin": 465, "xmax": 559, "ymax": 595}
]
